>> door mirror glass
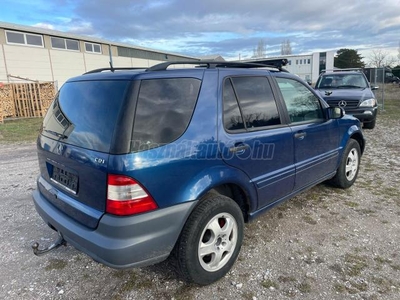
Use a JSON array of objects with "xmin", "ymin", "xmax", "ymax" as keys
[{"xmin": 328, "ymin": 107, "xmax": 344, "ymax": 119}]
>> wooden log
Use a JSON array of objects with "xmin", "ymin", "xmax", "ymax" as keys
[{"xmin": 0, "ymin": 83, "xmax": 15, "ymax": 117}]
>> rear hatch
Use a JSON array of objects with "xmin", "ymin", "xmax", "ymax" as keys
[{"xmin": 37, "ymin": 79, "xmax": 132, "ymax": 228}]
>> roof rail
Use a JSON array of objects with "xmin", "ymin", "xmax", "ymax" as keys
[
  {"xmin": 83, "ymin": 67, "xmax": 146, "ymax": 74},
  {"xmin": 242, "ymin": 58, "xmax": 289, "ymax": 69},
  {"xmin": 146, "ymin": 60, "xmax": 288, "ymax": 72}
]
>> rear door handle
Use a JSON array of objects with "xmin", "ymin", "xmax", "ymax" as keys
[
  {"xmin": 229, "ymin": 143, "xmax": 250, "ymax": 153},
  {"xmin": 294, "ymin": 132, "xmax": 307, "ymax": 140}
]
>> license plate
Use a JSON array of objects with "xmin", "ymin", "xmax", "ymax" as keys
[{"xmin": 51, "ymin": 166, "xmax": 78, "ymax": 194}]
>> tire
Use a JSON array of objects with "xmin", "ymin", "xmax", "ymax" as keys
[
  {"xmin": 173, "ymin": 194, "xmax": 244, "ymax": 285},
  {"xmin": 329, "ymin": 139, "xmax": 361, "ymax": 189},
  {"xmin": 363, "ymin": 119, "xmax": 376, "ymax": 129}
]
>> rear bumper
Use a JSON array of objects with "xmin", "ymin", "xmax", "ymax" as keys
[{"xmin": 32, "ymin": 189, "xmax": 196, "ymax": 268}]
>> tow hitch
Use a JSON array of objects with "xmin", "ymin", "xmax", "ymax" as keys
[{"xmin": 32, "ymin": 232, "xmax": 67, "ymax": 256}]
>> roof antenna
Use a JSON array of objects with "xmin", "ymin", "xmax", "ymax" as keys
[{"xmin": 108, "ymin": 44, "xmax": 115, "ymax": 72}]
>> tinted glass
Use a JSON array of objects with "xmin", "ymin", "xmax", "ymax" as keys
[
  {"xmin": 276, "ymin": 77, "xmax": 323, "ymax": 123},
  {"xmin": 51, "ymin": 37, "xmax": 65, "ymax": 49},
  {"xmin": 317, "ymin": 74, "xmax": 368, "ymax": 88},
  {"xmin": 132, "ymin": 78, "xmax": 201, "ymax": 151},
  {"xmin": 223, "ymin": 79, "xmax": 245, "ymax": 131},
  {"xmin": 26, "ymin": 34, "xmax": 43, "ymax": 46},
  {"xmin": 6, "ymin": 31, "xmax": 24, "ymax": 44},
  {"xmin": 231, "ymin": 77, "xmax": 280, "ymax": 128},
  {"xmin": 42, "ymin": 81, "xmax": 130, "ymax": 152},
  {"xmin": 66, "ymin": 39, "xmax": 79, "ymax": 50}
]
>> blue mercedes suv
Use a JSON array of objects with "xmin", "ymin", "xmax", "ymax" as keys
[{"xmin": 32, "ymin": 61, "xmax": 365, "ymax": 285}]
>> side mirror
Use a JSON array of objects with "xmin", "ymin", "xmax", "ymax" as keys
[
  {"xmin": 371, "ymin": 86, "xmax": 379, "ymax": 90},
  {"xmin": 327, "ymin": 107, "xmax": 344, "ymax": 119}
]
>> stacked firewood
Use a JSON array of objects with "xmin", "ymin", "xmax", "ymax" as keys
[{"xmin": 0, "ymin": 82, "xmax": 56, "ymax": 122}]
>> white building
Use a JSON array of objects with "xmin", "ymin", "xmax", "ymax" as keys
[
  {"xmin": 243, "ymin": 51, "xmax": 336, "ymax": 84},
  {"xmin": 0, "ymin": 22, "xmax": 199, "ymax": 87}
]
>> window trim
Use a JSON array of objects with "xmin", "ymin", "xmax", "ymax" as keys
[
  {"xmin": 50, "ymin": 36, "xmax": 80, "ymax": 52},
  {"xmin": 84, "ymin": 42, "xmax": 102, "ymax": 54},
  {"xmin": 5, "ymin": 30, "xmax": 44, "ymax": 48}
]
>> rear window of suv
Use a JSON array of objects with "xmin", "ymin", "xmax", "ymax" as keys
[
  {"xmin": 42, "ymin": 80, "xmax": 130, "ymax": 152},
  {"xmin": 131, "ymin": 78, "xmax": 201, "ymax": 152}
]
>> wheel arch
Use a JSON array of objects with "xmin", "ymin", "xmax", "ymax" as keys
[
  {"xmin": 180, "ymin": 165, "xmax": 257, "ymax": 223},
  {"xmin": 209, "ymin": 183, "xmax": 251, "ymax": 222},
  {"xmin": 340, "ymin": 124, "xmax": 365, "ymax": 156},
  {"xmin": 349, "ymin": 131, "xmax": 365, "ymax": 154}
]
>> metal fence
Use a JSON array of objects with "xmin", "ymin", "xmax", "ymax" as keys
[{"xmin": 364, "ymin": 68, "xmax": 385, "ymax": 110}]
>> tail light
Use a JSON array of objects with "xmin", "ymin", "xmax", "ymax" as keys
[{"xmin": 106, "ymin": 174, "xmax": 158, "ymax": 216}]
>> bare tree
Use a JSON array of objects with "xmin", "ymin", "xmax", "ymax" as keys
[
  {"xmin": 252, "ymin": 39, "xmax": 267, "ymax": 58},
  {"xmin": 281, "ymin": 39, "xmax": 292, "ymax": 55},
  {"xmin": 368, "ymin": 49, "xmax": 397, "ymax": 67}
]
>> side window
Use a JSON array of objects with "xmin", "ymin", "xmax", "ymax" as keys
[
  {"xmin": 132, "ymin": 78, "xmax": 201, "ymax": 151},
  {"xmin": 276, "ymin": 77, "xmax": 324, "ymax": 123},
  {"xmin": 223, "ymin": 79, "xmax": 245, "ymax": 131},
  {"xmin": 223, "ymin": 76, "xmax": 280, "ymax": 132}
]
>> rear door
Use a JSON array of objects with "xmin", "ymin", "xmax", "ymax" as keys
[
  {"xmin": 218, "ymin": 71, "xmax": 295, "ymax": 209},
  {"xmin": 274, "ymin": 75, "xmax": 340, "ymax": 190}
]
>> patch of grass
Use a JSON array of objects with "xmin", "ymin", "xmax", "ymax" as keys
[
  {"xmin": 172, "ymin": 285, "xmax": 196, "ymax": 300},
  {"xmin": 344, "ymin": 253, "xmax": 368, "ymax": 277},
  {"xmin": 380, "ymin": 85, "xmax": 400, "ymax": 121},
  {"xmin": 44, "ymin": 259, "xmax": 68, "ymax": 271},
  {"xmin": 302, "ymin": 215, "xmax": 317, "ymax": 225},
  {"xmin": 329, "ymin": 263, "xmax": 344, "ymax": 275},
  {"xmin": 374, "ymin": 256, "xmax": 392, "ymax": 264},
  {"xmin": 356, "ymin": 208, "xmax": 376, "ymax": 216},
  {"xmin": 278, "ymin": 275, "xmax": 296, "ymax": 283},
  {"xmin": 242, "ymin": 291, "xmax": 256, "ymax": 300},
  {"xmin": 112, "ymin": 270, "xmax": 126, "ymax": 279},
  {"xmin": 371, "ymin": 276, "xmax": 398, "ymax": 294},
  {"xmin": 350, "ymin": 280, "xmax": 368, "ymax": 292},
  {"xmin": 261, "ymin": 279, "xmax": 278, "ymax": 289},
  {"xmin": 298, "ymin": 281, "xmax": 311, "ymax": 293},
  {"xmin": 119, "ymin": 271, "xmax": 153, "ymax": 293},
  {"xmin": 390, "ymin": 264, "xmax": 400, "ymax": 271},
  {"xmin": 0, "ymin": 117, "xmax": 43, "ymax": 143},
  {"xmin": 333, "ymin": 283, "xmax": 346, "ymax": 293},
  {"xmin": 344, "ymin": 201, "xmax": 359, "ymax": 208}
]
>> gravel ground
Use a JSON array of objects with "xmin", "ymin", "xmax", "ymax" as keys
[{"xmin": 0, "ymin": 116, "xmax": 399, "ymax": 300}]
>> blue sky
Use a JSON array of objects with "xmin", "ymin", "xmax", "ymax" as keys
[{"xmin": 1, "ymin": 0, "xmax": 399, "ymax": 63}]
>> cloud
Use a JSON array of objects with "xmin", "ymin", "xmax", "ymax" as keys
[
  {"xmin": 32, "ymin": 23, "xmax": 55, "ymax": 30},
  {"xmin": 5, "ymin": 0, "xmax": 400, "ymax": 59}
]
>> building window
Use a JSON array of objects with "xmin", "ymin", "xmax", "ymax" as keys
[
  {"xmin": 300, "ymin": 60, "xmax": 302, "ymax": 65},
  {"xmin": 307, "ymin": 59, "xmax": 311, "ymax": 64},
  {"xmin": 304, "ymin": 59, "xmax": 307, "ymax": 64},
  {"xmin": 296, "ymin": 60, "xmax": 298, "ymax": 65},
  {"xmin": 288, "ymin": 60, "xmax": 291, "ymax": 65},
  {"xmin": 5, "ymin": 30, "xmax": 44, "ymax": 47},
  {"xmin": 51, "ymin": 37, "xmax": 80, "ymax": 51},
  {"xmin": 319, "ymin": 52, "xmax": 327, "ymax": 73},
  {"xmin": 85, "ymin": 42, "xmax": 102, "ymax": 54}
]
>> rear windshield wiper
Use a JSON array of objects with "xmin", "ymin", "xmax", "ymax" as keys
[{"xmin": 44, "ymin": 129, "xmax": 68, "ymax": 140}]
